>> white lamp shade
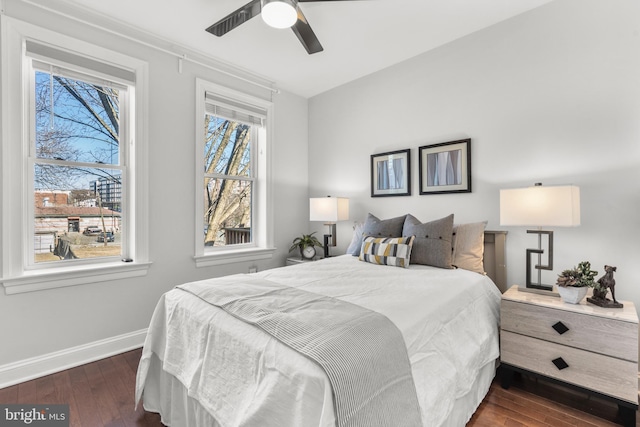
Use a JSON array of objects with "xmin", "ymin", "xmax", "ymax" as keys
[
  {"xmin": 500, "ymin": 185, "xmax": 580, "ymax": 227},
  {"xmin": 261, "ymin": 0, "xmax": 298, "ymax": 29},
  {"xmin": 310, "ymin": 197, "xmax": 349, "ymax": 222}
]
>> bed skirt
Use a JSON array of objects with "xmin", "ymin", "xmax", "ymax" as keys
[{"xmin": 139, "ymin": 352, "xmax": 496, "ymax": 427}]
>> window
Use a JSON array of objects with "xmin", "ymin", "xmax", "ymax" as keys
[
  {"xmin": 31, "ymin": 57, "xmax": 126, "ymax": 264},
  {"xmin": 195, "ymin": 79, "xmax": 274, "ymax": 266},
  {"xmin": 1, "ymin": 19, "xmax": 149, "ymax": 294}
]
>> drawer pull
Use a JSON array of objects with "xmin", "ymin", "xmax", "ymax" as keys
[
  {"xmin": 552, "ymin": 321, "xmax": 569, "ymax": 335},
  {"xmin": 552, "ymin": 357, "xmax": 569, "ymax": 370}
]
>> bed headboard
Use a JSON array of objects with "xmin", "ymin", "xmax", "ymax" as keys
[{"xmin": 483, "ymin": 231, "xmax": 507, "ymax": 293}]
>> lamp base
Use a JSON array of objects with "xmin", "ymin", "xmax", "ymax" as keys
[
  {"xmin": 324, "ymin": 223, "xmax": 337, "ymax": 246},
  {"xmin": 525, "ymin": 229, "xmax": 555, "ymax": 294},
  {"xmin": 322, "ymin": 223, "xmax": 337, "ymax": 258},
  {"xmin": 323, "ymin": 234, "xmax": 331, "ymax": 258}
]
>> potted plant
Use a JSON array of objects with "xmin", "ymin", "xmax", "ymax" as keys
[
  {"xmin": 556, "ymin": 261, "xmax": 598, "ymax": 304},
  {"xmin": 289, "ymin": 232, "xmax": 323, "ymax": 260}
]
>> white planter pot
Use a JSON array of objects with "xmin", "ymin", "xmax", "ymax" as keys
[{"xmin": 557, "ymin": 286, "xmax": 588, "ymax": 304}]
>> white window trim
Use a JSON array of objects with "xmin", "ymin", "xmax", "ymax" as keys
[
  {"xmin": 0, "ymin": 16, "xmax": 151, "ymax": 294},
  {"xmin": 194, "ymin": 78, "xmax": 275, "ymax": 267},
  {"xmin": 2, "ymin": 261, "xmax": 152, "ymax": 295}
]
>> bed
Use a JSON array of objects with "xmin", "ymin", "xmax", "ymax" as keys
[{"xmin": 135, "ymin": 223, "xmax": 506, "ymax": 427}]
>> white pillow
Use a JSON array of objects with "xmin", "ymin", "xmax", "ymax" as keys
[{"xmin": 451, "ymin": 221, "xmax": 487, "ymax": 274}]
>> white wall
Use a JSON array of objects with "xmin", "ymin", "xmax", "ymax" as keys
[
  {"xmin": 2, "ymin": 0, "xmax": 639, "ymax": 385},
  {"xmin": 0, "ymin": 1, "xmax": 309, "ymax": 372},
  {"xmin": 309, "ymin": 0, "xmax": 640, "ymax": 306}
]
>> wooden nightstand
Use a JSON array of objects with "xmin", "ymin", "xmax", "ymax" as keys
[{"xmin": 500, "ymin": 285, "xmax": 639, "ymax": 426}]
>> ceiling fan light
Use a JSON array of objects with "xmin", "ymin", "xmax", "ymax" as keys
[{"xmin": 261, "ymin": 0, "xmax": 298, "ymax": 29}]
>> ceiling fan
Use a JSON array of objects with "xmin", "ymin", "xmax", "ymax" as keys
[{"xmin": 206, "ymin": 0, "xmax": 356, "ymax": 55}]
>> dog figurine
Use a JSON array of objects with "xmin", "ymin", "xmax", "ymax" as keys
[{"xmin": 597, "ymin": 265, "xmax": 618, "ymax": 303}]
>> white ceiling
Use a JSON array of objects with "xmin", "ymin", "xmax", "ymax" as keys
[{"xmin": 62, "ymin": 0, "xmax": 553, "ymax": 98}]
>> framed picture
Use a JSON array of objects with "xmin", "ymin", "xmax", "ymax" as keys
[
  {"xmin": 419, "ymin": 139, "xmax": 471, "ymax": 195},
  {"xmin": 370, "ymin": 149, "xmax": 411, "ymax": 197}
]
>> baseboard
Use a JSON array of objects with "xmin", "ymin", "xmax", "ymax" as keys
[{"xmin": 0, "ymin": 328, "xmax": 147, "ymax": 389}]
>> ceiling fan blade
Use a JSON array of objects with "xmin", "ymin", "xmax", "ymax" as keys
[
  {"xmin": 205, "ymin": 0, "xmax": 261, "ymax": 37},
  {"xmin": 291, "ymin": 6, "xmax": 324, "ymax": 54}
]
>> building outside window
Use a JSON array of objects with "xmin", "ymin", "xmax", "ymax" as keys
[{"xmin": 90, "ymin": 176, "xmax": 122, "ymax": 213}]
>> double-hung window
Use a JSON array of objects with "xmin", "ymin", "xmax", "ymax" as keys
[
  {"xmin": 29, "ymin": 43, "xmax": 129, "ymax": 264},
  {"xmin": 1, "ymin": 18, "xmax": 149, "ymax": 294},
  {"xmin": 194, "ymin": 79, "xmax": 274, "ymax": 266}
]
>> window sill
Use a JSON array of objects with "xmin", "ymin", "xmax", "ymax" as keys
[
  {"xmin": 194, "ymin": 247, "xmax": 276, "ymax": 268},
  {"xmin": 1, "ymin": 261, "xmax": 152, "ymax": 295}
]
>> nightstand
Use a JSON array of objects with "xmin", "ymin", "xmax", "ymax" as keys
[
  {"xmin": 285, "ymin": 257, "xmax": 320, "ymax": 266},
  {"xmin": 500, "ymin": 285, "xmax": 639, "ymax": 426}
]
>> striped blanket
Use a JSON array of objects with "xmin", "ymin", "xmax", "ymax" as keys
[{"xmin": 177, "ymin": 275, "xmax": 422, "ymax": 427}]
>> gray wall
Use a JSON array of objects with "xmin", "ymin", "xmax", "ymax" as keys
[
  {"xmin": 308, "ymin": 0, "xmax": 640, "ymax": 305},
  {"xmin": 0, "ymin": 1, "xmax": 309, "ymax": 369}
]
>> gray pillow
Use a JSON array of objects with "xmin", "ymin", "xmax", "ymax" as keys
[
  {"xmin": 351, "ymin": 213, "xmax": 407, "ymax": 256},
  {"xmin": 402, "ymin": 214, "xmax": 454, "ymax": 269}
]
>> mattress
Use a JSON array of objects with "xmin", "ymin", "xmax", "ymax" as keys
[{"xmin": 136, "ymin": 255, "xmax": 501, "ymax": 426}]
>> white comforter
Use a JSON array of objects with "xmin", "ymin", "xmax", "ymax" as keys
[{"xmin": 136, "ymin": 255, "xmax": 501, "ymax": 427}]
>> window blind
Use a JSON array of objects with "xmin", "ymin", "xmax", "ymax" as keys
[
  {"xmin": 26, "ymin": 40, "xmax": 136, "ymax": 86},
  {"xmin": 205, "ymin": 91, "xmax": 266, "ymax": 127}
]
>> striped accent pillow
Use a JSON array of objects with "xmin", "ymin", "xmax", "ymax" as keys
[{"xmin": 358, "ymin": 235, "xmax": 415, "ymax": 268}]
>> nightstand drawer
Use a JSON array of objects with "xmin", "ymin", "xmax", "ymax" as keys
[
  {"xmin": 501, "ymin": 299, "xmax": 637, "ymax": 362},
  {"xmin": 501, "ymin": 331, "xmax": 638, "ymax": 404}
]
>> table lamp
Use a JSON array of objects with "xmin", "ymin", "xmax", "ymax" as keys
[
  {"xmin": 309, "ymin": 196, "xmax": 349, "ymax": 258},
  {"xmin": 500, "ymin": 183, "xmax": 580, "ymax": 292}
]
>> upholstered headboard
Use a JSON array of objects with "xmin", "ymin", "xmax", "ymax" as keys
[{"xmin": 483, "ymin": 231, "xmax": 507, "ymax": 293}]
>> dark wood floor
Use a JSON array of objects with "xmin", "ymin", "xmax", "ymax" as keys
[
  {"xmin": 468, "ymin": 371, "xmax": 638, "ymax": 427},
  {"xmin": 0, "ymin": 348, "xmax": 636, "ymax": 426},
  {"xmin": 0, "ymin": 349, "xmax": 162, "ymax": 427}
]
